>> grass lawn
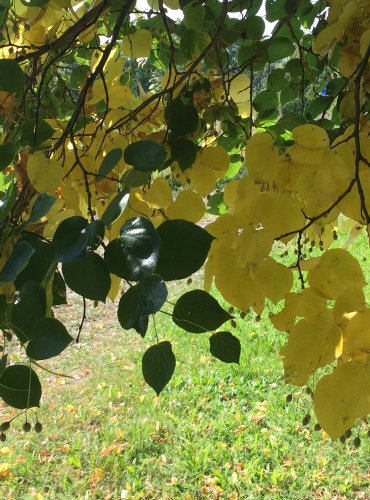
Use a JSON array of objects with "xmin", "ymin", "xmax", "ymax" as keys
[{"xmin": 0, "ymin": 227, "xmax": 369, "ymax": 499}]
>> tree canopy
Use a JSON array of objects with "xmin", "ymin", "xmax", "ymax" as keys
[{"xmin": 0, "ymin": 0, "xmax": 369, "ymax": 440}]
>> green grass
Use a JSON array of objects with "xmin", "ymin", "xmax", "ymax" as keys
[{"xmin": 0, "ymin": 228, "xmax": 369, "ymax": 499}]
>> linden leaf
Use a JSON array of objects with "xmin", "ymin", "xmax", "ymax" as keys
[
  {"xmin": 165, "ymin": 190, "xmax": 205, "ymax": 222},
  {"xmin": 254, "ymin": 257, "xmax": 293, "ymax": 303},
  {"xmin": 122, "ymin": 30, "xmax": 152, "ymax": 59},
  {"xmin": 314, "ymin": 361, "xmax": 370, "ymax": 439},
  {"xmin": 308, "ymin": 249, "xmax": 366, "ymax": 300},
  {"xmin": 280, "ymin": 311, "xmax": 342, "ymax": 386},
  {"xmin": 27, "ymin": 153, "xmax": 63, "ymax": 194}
]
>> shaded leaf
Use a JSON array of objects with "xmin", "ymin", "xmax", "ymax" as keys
[
  {"xmin": 210, "ymin": 331, "xmax": 241, "ymax": 363},
  {"xmin": 156, "ymin": 219, "xmax": 214, "ymax": 280},
  {"xmin": 0, "ymin": 241, "xmax": 35, "ymax": 284},
  {"xmin": 62, "ymin": 253, "xmax": 111, "ymax": 302},
  {"xmin": 117, "ymin": 275, "xmax": 167, "ymax": 336},
  {"xmin": 0, "ymin": 365, "xmax": 42, "ymax": 409},
  {"xmin": 101, "ymin": 189, "xmax": 130, "ymax": 228},
  {"xmin": 27, "ymin": 318, "xmax": 73, "ymax": 360},
  {"xmin": 105, "ymin": 217, "xmax": 160, "ymax": 281},
  {"xmin": 124, "ymin": 140, "xmax": 166, "ymax": 172},
  {"xmin": 173, "ymin": 289, "xmax": 232, "ymax": 333},
  {"xmin": 11, "ymin": 281, "xmax": 46, "ymax": 343},
  {"xmin": 142, "ymin": 341, "xmax": 176, "ymax": 395}
]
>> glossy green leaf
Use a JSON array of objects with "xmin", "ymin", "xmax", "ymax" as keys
[
  {"xmin": 124, "ymin": 140, "xmax": 166, "ymax": 172},
  {"xmin": 52, "ymin": 216, "xmax": 89, "ymax": 263},
  {"xmin": 173, "ymin": 290, "xmax": 232, "ymax": 333},
  {"xmin": 0, "ymin": 365, "xmax": 42, "ymax": 409},
  {"xmin": 98, "ymin": 148, "xmax": 122, "ymax": 178},
  {"xmin": 15, "ymin": 236, "xmax": 54, "ymax": 290},
  {"xmin": 0, "ymin": 241, "xmax": 35, "ymax": 284},
  {"xmin": 17, "ymin": 193, "xmax": 56, "ymax": 233},
  {"xmin": 156, "ymin": 219, "xmax": 214, "ymax": 280},
  {"xmin": 209, "ymin": 331, "xmax": 241, "ymax": 363},
  {"xmin": 117, "ymin": 274, "xmax": 167, "ymax": 336},
  {"xmin": 62, "ymin": 253, "xmax": 111, "ymax": 302},
  {"xmin": 101, "ymin": 189, "xmax": 130, "ymax": 228},
  {"xmin": 11, "ymin": 281, "xmax": 46, "ymax": 343},
  {"xmin": 105, "ymin": 217, "xmax": 160, "ymax": 281},
  {"xmin": 27, "ymin": 317, "xmax": 73, "ymax": 360},
  {"xmin": 142, "ymin": 341, "xmax": 176, "ymax": 395}
]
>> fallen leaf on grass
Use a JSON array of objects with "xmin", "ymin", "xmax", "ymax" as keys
[
  {"xmin": 0, "ymin": 447, "xmax": 12, "ymax": 457},
  {"xmin": 91, "ymin": 467, "xmax": 105, "ymax": 486},
  {"xmin": 0, "ymin": 462, "xmax": 11, "ymax": 480}
]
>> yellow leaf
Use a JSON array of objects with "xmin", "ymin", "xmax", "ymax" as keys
[
  {"xmin": 145, "ymin": 178, "xmax": 173, "ymax": 209},
  {"xmin": 165, "ymin": 189, "xmax": 205, "ymax": 222},
  {"xmin": 108, "ymin": 273, "xmax": 121, "ymax": 303},
  {"xmin": 314, "ymin": 361, "xmax": 370, "ymax": 439},
  {"xmin": 0, "ymin": 446, "xmax": 12, "ymax": 457},
  {"xmin": 333, "ymin": 286, "xmax": 365, "ymax": 323},
  {"xmin": 308, "ymin": 249, "xmax": 366, "ymax": 300},
  {"xmin": 245, "ymin": 133, "xmax": 280, "ymax": 182},
  {"xmin": 254, "ymin": 257, "xmax": 293, "ymax": 303},
  {"xmin": 0, "ymin": 462, "xmax": 11, "ymax": 480},
  {"xmin": 43, "ymin": 208, "xmax": 75, "ymax": 239},
  {"xmin": 122, "ymin": 29, "xmax": 152, "ymax": 59},
  {"xmin": 186, "ymin": 146, "xmax": 230, "ymax": 197},
  {"xmin": 27, "ymin": 153, "xmax": 63, "ymax": 194},
  {"xmin": 343, "ymin": 309, "xmax": 370, "ymax": 357},
  {"xmin": 228, "ymin": 74, "xmax": 251, "ymax": 117},
  {"xmin": 280, "ymin": 310, "xmax": 342, "ymax": 386},
  {"xmin": 270, "ymin": 293, "xmax": 300, "ymax": 332},
  {"xmin": 292, "ymin": 124, "xmax": 329, "ymax": 150}
]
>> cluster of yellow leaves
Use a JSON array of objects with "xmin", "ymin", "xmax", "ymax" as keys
[
  {"xmin": 274, "ymin": 248, "xmax": 369, "ymax": 439},
  {"xmin": 201, "ymin": 122, "xmax": 369, "ymax": 438}
]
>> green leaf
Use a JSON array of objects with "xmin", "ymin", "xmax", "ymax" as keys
[
  {"xmin": 0, "ymin": 143, "xmax": 16, "ymax": 172},
  {"xmin": 0, "ymin": 59, "xmax": 24, "ymax": 93},
  {"xmin": 120, "ymin": 169, "xmax": 151, "ymax": 189},
  {"xmin": 11, "ymin": 281, "xmax": 46, "ymax": 343},
  {"xmin": 17, "ymin": 193, "xmax": 56, "ymax": 233},
  {"xmin": 170, "ymin": 138, "xmax": 198, "ymax": 171},
  {"xmin": 0, "ymin": 365, "xmax": 42, "ymax": 409},
  {"xmin": 253, "ymin": 90, "xmax": 279, "ymax": 113},
  {"xmin": 209, "ymin": 331, "xmax": 241, "ymax": 363},
  {"xmin": 207, "ymin": 193, "xmax": 228, "ymax": 215},
  {"xmin": 0, "ymin": 241, "xmax": 35, "ymax": 284},
  {"xmin": 26, "ymin": 317, "xmax": 73, "ymax": 360},
  {"xmin": 142, "ymin": 341, "xmax": 176, "ymax": 395},
  {"xmin": 98, "ymin": 148, "xmax": 122, "ymax": 178},
  {"xmin": 104, "ymin": 217, "xmax": 160, "ymax": 281},
  {"xmin": 20, "ymin": 119, "xmax": 54, "ymax": 150},
  {"xmin": 62, "ymin": 253, "xmax": 111, "ymax": 302},
  {"xmin": 117, "ymin": 275, "xmax": 167, "ymax": 336},
  {"xmin": 166, "ymin": 99, "xmax": 199, "ymax": 138},
  {"xmin": 101, "ymin": 189, "xmax": 130, "ymax": 228},
  {"xmin": 180, "ymin": 29, "xmax": 210, "ymax": 60},
  {"xmin": 124, "ymin": 140, "xmax": 166, "ymax": 172},
  {"xmin": 267, "ymin": 68, "xmax": 289, "ymax": 91},
  {"xmin": 0, "ymin": 181, "xmax": 17, "ymax": 222},
  {"xmin": 266, "ymin": 0, "xmax": 298, "ymax": 21},
  {"xmin": 267, "ymin": 37, "xmax": 295, "ymax": 63},
  {"xmin": 52, "ymin": 216, "xmax": 89, "ymax": 263},
  {"xmin": 284, "ymin": 58, "xmax": 302, "ymax": 78},
  {"xmin": 15, "ymin": 236, "xmax": 54, "ymax": 290},
  {"xmin": 242, "ymin": 15, "xmax": 265, "ymax": 40},
  {"xmin": 156, "ymin": 219, "xmax": 214, "ymax": 280},
  {"xmin": 173, "ymin": 289, "xmax": 232, "ymax": 333},
  {"xmin": 183, "ymin": 3, "xmax": 205, "ymax": 30}
]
